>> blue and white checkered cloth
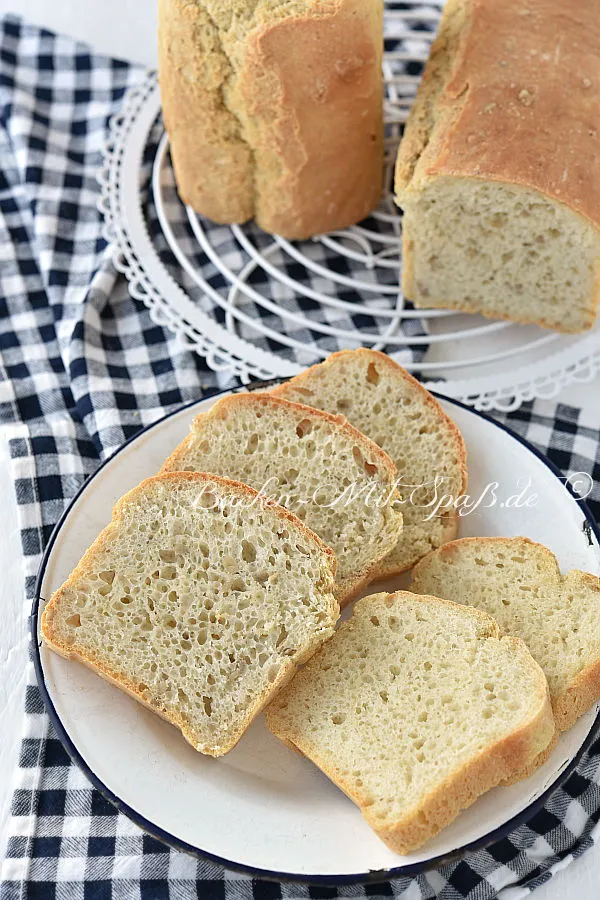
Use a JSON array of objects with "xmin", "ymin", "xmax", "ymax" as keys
[{"xmin": 1, "ymin": 14, "xmax": 600, "ymax": 899}]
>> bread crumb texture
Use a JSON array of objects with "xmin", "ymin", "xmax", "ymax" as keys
[
  {"xmin": 161, "ymin": 394, "xmax": 403, "ymax": 603},
  {"xmin": 267, "ymin": 591, "xmax": 554, "ymax": 853},
  {"xmin": 273, "ymin": 349, "xmax": 467, "ymax": 575},
  {"xmin": 42, "ymin": 473, "xmax": 338, "ymax": 756},
  {"xmin": 412, "ymin": 536, "xmax": 600, "ymax": 731}
]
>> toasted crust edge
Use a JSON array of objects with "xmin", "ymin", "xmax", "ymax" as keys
[
  {"xmin": 41, "ymin": 472, "xmax": 338, "ymax": 756},
  {"xmin": 267, "ymin": 591, "xmax": 555, "ymax": 854}
]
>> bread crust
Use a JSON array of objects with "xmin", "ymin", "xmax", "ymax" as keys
[
  {"xmin": 395, "ymin": 0, "xmax": 600, "ymax": 333},
  {"xmin": 158, "ymin": 0, "xmax": 384, "ymax": 239},
  {"xmin": 41, "ymin": 472, "xmax": 338, "ymax": 756},
  {"xmin": 398, "ymin": 0, "xmax": 600, "ymax": 231},
  {"xmin": 272, "ymin": 348, "xmax": 468, "ymax": 577},
  {"xmin": 412, "ymin": 536, "xmax": 600, "ymax": 734},
  {"xmin": 157, "ymin": 0, "xmax": 254, "ymax": 224},
  {"xmin": 267, "ymin": 591, "xmax": 555, "ymax": 854},
  {"xmin": 161, "ymin": 393, "xmax": 403, "ymax": 605}
]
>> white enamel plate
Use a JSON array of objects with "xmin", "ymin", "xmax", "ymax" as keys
[{"xmin": 33, "ymin": 389, "xmax": 600, "ymax": 883}]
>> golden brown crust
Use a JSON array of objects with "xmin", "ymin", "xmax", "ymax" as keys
[
  {"xmin": 158, "ymin": 0, "xmax": 384, "ymax": 239},
  {"xmin": 267, "ymin": 591, "xmax": 555, "ymax": 854},
  {"xmin": 553, "ymin": 655, "xmax": 600, "ymax": 732},
  {"xmin": 272, "ymin": 348, "xmax": 469, "ymax": 577},
  {"xmin": 411, "ymin": 536, "xmax": 600, "ymax": 733},
  {"xmin": 397, "ymin": 0, "xmax": 600, "ymax": 230},
  {"xmin": 41, "ymin": 472, "xmax": 338, "ymax": 756},
  {"xmin": 394, "ymin": 0, "xmax": 470, "ymax": 195},
  {"xmin": 157, "ymin": 0, "xmax": 254, "ymax": 224},
  {"xmin": 500, "ymin": 729, "xmax": 558, "ymax": 786}
]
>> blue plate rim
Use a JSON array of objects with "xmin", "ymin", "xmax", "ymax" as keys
[{"xmin": 31, "ymin": 385, "xmax": 600, "ymax": 885}]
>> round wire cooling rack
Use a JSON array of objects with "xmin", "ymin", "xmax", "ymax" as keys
[{"xmin": 98, "ymin": 0, "xmax": 600, "ymax": 412}]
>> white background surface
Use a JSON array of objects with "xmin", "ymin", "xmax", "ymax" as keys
[{"xmin": 0, "ymin": 0, "xmax": 599, "ymax": 895}]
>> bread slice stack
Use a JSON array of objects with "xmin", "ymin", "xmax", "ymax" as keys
[
  {"xmin": 40, "ymin": 349, "xmax": 598, "ymax": 855},
  {"xmin": 266, "ymin": 591, "xmax": 555, "ymax": 854},
  {"xmin": 272, "ymin": 348, "xmax": 467, "ymax": 574},
  {"xmin": 411, "ymin": 537, "xmax": 600, "ymax": 732},
  {"xmin": 160, "ymin": 393, "xmax": 403, "ymax": 604},
  {"xmin": 42, "ymin": 472, "xmax": 339, "ymax": 756}
]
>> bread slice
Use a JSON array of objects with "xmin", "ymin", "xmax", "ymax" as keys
[
  {"xmin": 266, "ymin": 591, "xmax": 555, "ymax": 854},
  {"xmin": 272, "ymin": 349, "xmax": 467, "ymax": 576},
  {"xmin": 394, "ymin": 0, "xmax": 600, "ymax": 333},
  {"xmin": 41, "ymin": 472, "xmax": 338, "ymax": 757},
  {"xmin": 411, "ymin": 537, "xmax": 600, "ymax": 732},
  {"xmin": 160, "ymin": 393, "xmax": 403, "ymax": 605},
  {"xmin": 158, "ymin": 0, "xmax": 384, "ymax": 239}
]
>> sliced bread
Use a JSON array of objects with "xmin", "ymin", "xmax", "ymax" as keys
[
  {"xmin": 411, "ymin": 537, "xmax": 600, "ymax": 731},
  {"xmin": 160, "ymin": 393, "xmax": 403, "ymax": 604},
  {"xmin": 266, "ymin": 591, "xmax": 554, "ymax": 854},
  {"xmin": 272, "ymin": 349, "xmax": 467, "ymax": 576},
  {"xmin": 41, "ymin": 472, "xmax": 339, "ymax": 757}
]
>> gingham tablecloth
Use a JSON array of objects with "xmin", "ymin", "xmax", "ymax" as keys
[{"xmin": 1, "ymin": 14, "xmax": 600, "ymax": 900}]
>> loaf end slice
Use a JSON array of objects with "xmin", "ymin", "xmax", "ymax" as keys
[
  {"xmin": 272, "ymin": 348, "xmax": 467, "ymax": 576},
  {"xmin": 160, "ymin": 393, "xmax": 403, "ymax": 605},
  {"xmin": 411, "ymin": 536, "xmax": 600, "ymax": 731},
  {"xmin": 394, "ymin": 0, "xmax": 600, "ymax": 333},
  {"xmin": 266, "ymin": 591, "xmax": 555, "ymax": 854},
  {"xmin": 42, "ymin": 472, "xmax": 338, "ymax": 757}
]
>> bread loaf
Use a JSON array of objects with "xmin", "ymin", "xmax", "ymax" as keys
[
  {"xmin": 411, "ymin": 537, "xmax": 600, "ymax": 731},
  {"xmin": 272, "ymin": 349, "xmax": 467, "ymax": 576},
  {"xmin": 158, "ymin": 0, "xmax": 384, "ymax": 240},
  {"xmin": 395, "ymin": 0, "xmax": 600, "ymax": 332},
  {"xmin": 41, "ymin": 472, "xmax": 338, "ymax": 757},
  {"xmin": 160, "ymin": 393, "xmax": 403, "ymax": 604},
  {"xmin": 266, "ymin": 591, "xmax": 555, "ymax": 854}
]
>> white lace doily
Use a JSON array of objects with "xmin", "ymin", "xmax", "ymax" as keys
[{"xmin": 98, "ymin": 1, "xmax": 600, "ymax": 412}]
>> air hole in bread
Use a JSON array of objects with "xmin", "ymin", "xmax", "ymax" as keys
[
  {"xmin": 245, "ymin": 433, "xmax": 259, "ymax": 454},
  {"xmin": 66, "ymin": 614, "xmax": 81, "ymax": 628},
  {"xmin": 198, "ymin": 492, "xmax": 217, "ymax": 509},
  {"xmin": 366, "ymin": 362, "xmax": 380, "ymax": 385},
  {"xmin": 276, "ymin": 625, "xmax": 289, "ymax": 648},
  {"xmin": 293, "ymin": 418, "xmax": 312, "ymax": 441},
  {"xmin": 159, "ymin": 549, "xmax": 176, "ymax": 563}
]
